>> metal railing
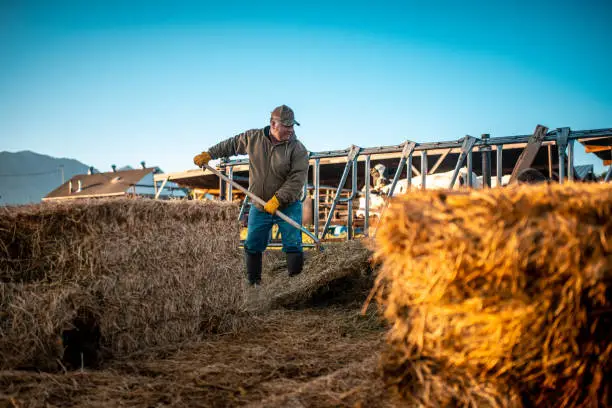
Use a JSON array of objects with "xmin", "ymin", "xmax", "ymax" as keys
[{"xmin": 154, "ymin": 127, "xmax": 612, "ymax": 243}]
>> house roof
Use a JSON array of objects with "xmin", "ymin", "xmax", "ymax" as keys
[{"xmin": 43, "ymin": 168, "xmax": 155, "ymax": 201}]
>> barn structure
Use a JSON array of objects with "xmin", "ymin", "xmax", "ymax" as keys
[{"xmin": 153, "ymin": 126, "xmax": 612, "ymax": 245}]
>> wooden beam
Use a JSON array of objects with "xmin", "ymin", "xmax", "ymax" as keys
[
  {"xmin": 428, "ymin": 148, "xmax": 452, "ymax": 175},
  {"xmin": 547, "ymin": 144, "xmax": 553, "ymax": 179},
  {"xmin": 42, "ymin": 192, "xmax": 125, "ymax": 201},
  {"xmin": 155, "ymin": 141, "xmax": 558, "ymax": 186},
  {"xmin": 584, "ymin": 145, "xmax": 612, "ymax": 153},
  {"xmin": 509, "ymin": 125, "xmax": 548, "ymax": 183},
  {"xmin": 577, "ymin": 136, "xmax": 612, "ymax": 144},
  {"xmin": 492, "ymin": 141, "xmax": 553, "ymax": 150},
  {"xmin": 154, "ymin": 178, "xmax": 168, "ymax": 199}
]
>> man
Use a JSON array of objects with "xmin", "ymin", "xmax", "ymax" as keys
[{"xmin": 193, "ymin": 105, "xmax": 309, "ymax": 286}]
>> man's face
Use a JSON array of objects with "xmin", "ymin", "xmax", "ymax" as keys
[{"xmin": 270, "ymin": 119, "xmax": 294, "ymax": 142}]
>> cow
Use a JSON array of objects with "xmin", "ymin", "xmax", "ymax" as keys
[{"xmin": 356, "ymin": 168, "xmax": 488, "ymax": 219}]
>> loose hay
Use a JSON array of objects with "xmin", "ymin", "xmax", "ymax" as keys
[
  {"xmin": 1, "ymin": 307, "xmax": 388, "ymax": 408},
  {"xmin": 247, "ymin": 354, "xmax": 392, "ymax": 408},
  {"xmin": 381, "ymin": 349, "xmax": 522, "ymax": 407},
  {"xmin": 0, "ymin": 198, "xmax": 247, "ymax": 370},
  {"xmin": 374, "ymin": 183, "xmax": 612, "ymax": 407},
  {"xmin": 251, "ymin": 240, "xmax": 374, "ymax": 311}
]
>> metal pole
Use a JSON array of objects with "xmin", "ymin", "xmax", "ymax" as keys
[
  {"xmin": 313, "ymin": 158, "xmax": 320, "ymax": 238},
  {"xmin": 387, "ymin": 141, "xmax": 415, "ymax": 197},
  {"xmin": 364, "ymin": 155, "xmax": 370, "ymax": 237},
  {"xmin": 557, "ymin": 128, "xmax": 570, "ymax": 185},
  {"xmin": 338, "ymin": 155, "xmax": 360, "ymax": 240},
  {"xmin": 605, "ymin": 165, "xmax": 612, "ymax": 182},
  {"xmin": 238, "ymin": 196, "xmax": 249, "ymax": 221},
  {"xmin": 421, "ymin": 150, "xmax": 428, "ymax": 190},
  {"xmin": 369, "ymin": 143, "xmax": 414, "ymax": 238},
  {"xmin": 321, "ymin": 146, "xmax": 360, "ymax": 240},
  {"xmin": 547, "ymin": 144, "xmax": 553, "ymax": 179},
  {"xmin": 496, "ymin": 145, "xmax": 503, "ymax": 187},
  {"xmin": 218, "ymin": 165, "xmax": 225, "ymax": 200},
  {"xmin": 567, "ymin": 140, "xmax": 575, "ymax": 182},
  {"xmin": 407, "ymin": 154, "xmax": 413, "ymax": 189},
  {"xmin": 201, "ymin": 163, "xmax": 321, "ymax": 247},
  {"xmin": 467, "ymin": 151, "xmax": 473, "ymax": 187},
  {"xmin": 227, "ymin": 166, "xmax": 234, "ymax": 201},
  {"xmin": 449, "ymin": 136, "xmax": 477, "ymax": 189},
  {"xmin": 346, "ymin": 159, "xmax": 357, "ymax": 241},
  {"xmin": 481, "ymin": 134, "xmax": 491, "ymax": 188},
  {"xmin": 558, "ymin": 151, "xmax": 565, "ymax": 184}
]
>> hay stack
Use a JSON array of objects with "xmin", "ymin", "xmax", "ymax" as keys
[
  {"xmin": 1, "ymin": 199, "xmax": 245, "ymax": 370},
  {"xmin": 373, "ymin": 183, "xmax": 612, "ymax": 407},
  {"xmin": 0, "ymin": 283, "xmax": 95, "ymax": 371}
]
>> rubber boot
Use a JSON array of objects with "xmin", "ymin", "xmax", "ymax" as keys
[
  {"xmin": 245, "ymin": 252, "xmax": 262, "ymax": 285},
  {"xmin": 286, "ymin": 252, "xmax": 304, "ymax": 277}
]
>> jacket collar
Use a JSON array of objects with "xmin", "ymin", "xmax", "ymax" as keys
[{"xmin": 264, "ymin": 126, "xmax": 295, "ymax": 145}]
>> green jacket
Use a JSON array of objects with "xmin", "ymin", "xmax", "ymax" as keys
[{"xmin": 208, "ymin": 126, "xmax": 309, "ymax": 209}]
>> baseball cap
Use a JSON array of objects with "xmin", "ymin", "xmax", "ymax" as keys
[{"xmin": 271, "ymin": 105, "xmax": 300, "ymax": 126}]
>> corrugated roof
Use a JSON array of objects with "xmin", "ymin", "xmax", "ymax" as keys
[{"xmin": 43, "ymin": 168, "xmax": 154, "ymax": 200}]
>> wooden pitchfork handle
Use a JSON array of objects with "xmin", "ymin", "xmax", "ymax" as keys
[{"xmin": 201, "ymin": 163, "xmax": 322, "ymax": 250}]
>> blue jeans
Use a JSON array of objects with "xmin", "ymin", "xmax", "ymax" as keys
[{"xmin": 244, "ymin": 201, "xmax": 303, "ymax": 254}]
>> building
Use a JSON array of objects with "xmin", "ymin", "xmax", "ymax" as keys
[{"xmin": 43, "ymin": 165, "xmax": 187, "ymax": 201}]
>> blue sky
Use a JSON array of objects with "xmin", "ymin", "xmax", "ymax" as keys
[{"xmin": 1, "ymin": 0, "xmax": 611, "ymax": 174}]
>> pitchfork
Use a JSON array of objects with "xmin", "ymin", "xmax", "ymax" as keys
[{"xmin": 201, "ymin": 163, "xmax": 322, "ymax": 251}]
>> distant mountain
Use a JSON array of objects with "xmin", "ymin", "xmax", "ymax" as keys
[{"xmin": 0, "ymin": 151, "xmax": 92, "ymax": 206}]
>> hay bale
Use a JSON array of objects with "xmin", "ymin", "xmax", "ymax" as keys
[
  {"xmin": 0, "ymin": 283, "xmax": 96, "ymax": 371},
  {"xmin": 381, "ymin": 348, "xmax": 522, "ymax": 407},
  {"xmin": 373, "ymin": 183, "xmax": 612, "ymax": 407},
  {"xmin": 1, "ymin": 198, "xmax": 245, "ymax": 369}
]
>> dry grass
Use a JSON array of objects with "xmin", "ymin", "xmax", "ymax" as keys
[
  {"xmin": 374, "ymin": 183, "xmax": 612, "ymax": 407},
  {"xmin": 5, "ymin": 183, "xmax": 612, "ymax": 407},
  {"xmin": 1, "ymin": 199, "xmax": 248, "ymax": 370},
  {"xmin": 1, "ymin": 306, "xmax": 390, "ymax": 408},
  {"xmin": 381, "ymin": 350, "xmax": 523, "ymax": 407},
  {"xmin": 1, "ymin": 201, "xmax": 391, "ymax": 407}
]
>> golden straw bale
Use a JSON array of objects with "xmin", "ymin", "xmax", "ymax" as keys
[
  {"xmin": 381, "ymin": 348, "xmax": 522, "ymax": 407},
  {"xmin": 1, "ymin": 198, "xmax": 246, "ymax": 370},
  {"xmin": 374, "ymin": 183, "xmax": 612, "ymax": 407}
]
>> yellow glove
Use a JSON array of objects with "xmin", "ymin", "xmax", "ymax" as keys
[
  {"xmin": 193, "ymin": 151, "xmax": 212, "ymax": 168},
  {"xmin": 263, "ymin": 195, "xmax": 280, "ymax": 215}
]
